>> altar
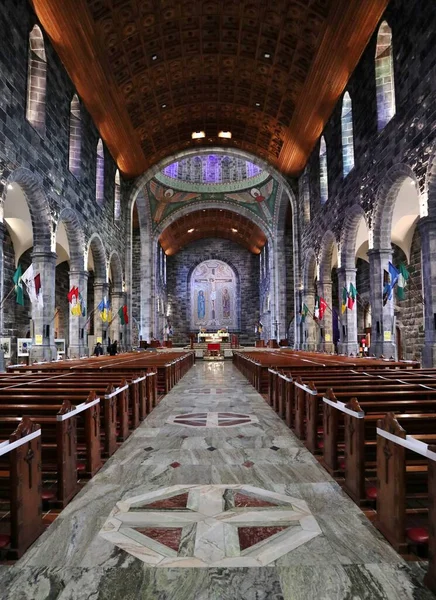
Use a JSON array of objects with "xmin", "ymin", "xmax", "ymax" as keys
[{"xmin": 197, "ymin": 330, "xmax": 230, "ymax": 343}]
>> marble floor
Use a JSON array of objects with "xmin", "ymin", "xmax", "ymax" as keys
[{"xmin": 0, "ymin": 361, "xmax": 434, "ymax": 599}]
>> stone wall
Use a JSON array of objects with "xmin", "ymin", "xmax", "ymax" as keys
[
  {"xmin": 167, "ymin": 238, "xmax": 259, "ymax": 346},
  {"xmin": 298, "ymin": 0, "xmax": 436, "ymax": 358}
]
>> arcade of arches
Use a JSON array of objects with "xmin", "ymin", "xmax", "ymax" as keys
[{"xmin": 3, "ymin": 0, "xmax": 436, "ymax": 598}]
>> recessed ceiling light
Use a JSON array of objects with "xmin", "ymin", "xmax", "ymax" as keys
[
  {"xmin": 188, "ymin": 228, "xmax": 195, "ymax": 233},
  {"xmin": 264, "ymin": 52, "xmax": 271, "ymax": 59},
  {"xmin": 218, "ymin": 131, "xmax": 232, "ymax": 139},
  {"xmin": 203, "ymin": 209, "xmax": 206, "ymax": 212},
  {"xmin": 231, "ymin": 228, "xmax": 238, "ymax": 233},
  {"xmin": 152, "ymin": 54, "xmax": 158, "ymax": 60},
  {"xmin": 255, "ymin": 102, "xmax": 261, "ymax": 107},
  {"xmin": 161, "ymin": 104, "xmax": 167, "ymax": 108},
  {"xmin": 191, "ymin": 131, "xmax": 205, "ymax": 139}
]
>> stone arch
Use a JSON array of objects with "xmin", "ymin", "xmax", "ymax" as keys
[
  {"xmin": 340, "ymin": 204, "xmax": 368, "ymax": 268},
  {"xmin": 86, "ymin": 232, "xmax": 107, "ymax": 281},
  {"xmin": 372, "ymin": 163, "xmax": 418, "ymax": 250},
  {"xmin": 319, "ymin": 230, "xmax": 337, "ymax": 283},
  {"xmin": 302, "ymin": 249, "xmax": 317, "ymax": 291},
  {"xmin": 4, "ymin": 167, "xmax": 51, "ymax": 252},
  {"xmin": 56, "ymin": 208, "xmax": 85, "ymax": 271},
  {"xmin": 109, "ymin": 251, "xmax": 123, "ymax": 290}
]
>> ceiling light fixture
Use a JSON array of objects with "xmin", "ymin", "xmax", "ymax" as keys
[
  {"xmin": 218, "ymin": 131, "xmax": 232, "ymax": 139},
  {"xmin": 231, "ymin": 228, "xmax": 238, "ymax": 233},
  {"xmin": 264, "ymin": 52, "xmax": 271, "ymax": 59},
  {"xmin": 7, "ymin": 183, "xmax": 13, "ymax": 190},
  {"xmin": 161, "ymin": 104, "xmax": 167, "ymax": 108},
  {"xmin": 255, "ymin": 102, "xmax": 261, "ymax": 107},
  {"xmin": 191, "ymin": 131, "xmax": 205, "ymax": 139},
  {"xmin": 151, "ymin": 54, "xmax": 158, "ymax": 61},
  {"xmin": 188, "ymin": 228, "xmax": 195, "ymax": 233}
]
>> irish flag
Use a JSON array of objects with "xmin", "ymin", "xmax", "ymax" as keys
[
  {"xmin": 341, "ymin": 287, "xmax": 348, "ymax": 314},
  {"xmin": 397, "ymin": 263, "xmax": 410, "ymax": 300}
]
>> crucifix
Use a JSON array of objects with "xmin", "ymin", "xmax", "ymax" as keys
[{"xmin": 194, "ymin": 267, "xmax": 232, "ymax": 321}]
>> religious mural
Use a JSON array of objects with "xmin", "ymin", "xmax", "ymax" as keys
[
  {"xmin": 147, "ymin": 154, "xmax": 278, "ymax": 228},
  {"xmin": 190, "ymin": 260, "xmax": 238, "ymax": 330}
]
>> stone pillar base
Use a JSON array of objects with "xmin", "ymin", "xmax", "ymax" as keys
[
  {"xmin": 68, "ymin": 345, "xmax": 89, "ymax": 359},
  {"xmin": 369, "ymin": 341, "xmax": 397, "ymax": 360},
  {"xmin": 30, "ymin": 344, "xmax": 58, "ymax": 363},
  {"xmin": 337, "ymin": 342, "xmax": 359, "ymax": 356},
  {"xmin": 319, "ymin": 342, "xmax": 335, "ymax": 354},
  {"xmin": 422, "ymin": 343, "xmax": 436, "ymax": 367}
]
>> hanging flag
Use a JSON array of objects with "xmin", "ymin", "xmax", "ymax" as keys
[
  {"xmin": 79, "ymin": 293, "xmax": 86, "ymax": 317},
  {"xmin": 389, "ymin": 262, "xmax": 399, "ymax": 291},
  {"xmin": 118, "ymin": 306, "xmax": 126, "ymax": 325},
  {"xmin": 21, "ymin": 264, "xmax": 37, "ymax": 304},
  {"xmin": 313, "ymin": 295, "xmax": 320, "ymax": 320},
  {"xmin": 67, "ymin": 286, "xmax": 79, "ymax": 303},
  {"xmin": 100, "ymin": 297, "xmax": 111, "ymax": 322},
  {"xmin": 13, "ymin": 264, "xmax": 24, "ymax": 306},
  {"xmin": 397, "ymin": 263, "xmax": 410, "ymax": 301},
  {"xmin": 347, "ymin": 283, "xmax": 357, "ymax": 310},
  {"xmin": 300, "ymin": 304, "xmax": 309, "ymax": 323},
  {"xmin": 382, "ymin": 269, "xmax": 390, "ymax": 306},
  {"xmin": 341, "ymin": 287, "xmax": 348, "ymax": 314},
  {"xmin": 34, "ymin": 273, "xmax": 43, "ymax": 308},
  {"xmin": 122, "ymin": 304, "xmax": 129, "ymax": 324},
  {"xmin": 319, "ymin": 297, "xmax": 327, "ymax": 320},
  {"xmin": 382, "ymin": 262, "xmax": 400, "ymax": 305}
]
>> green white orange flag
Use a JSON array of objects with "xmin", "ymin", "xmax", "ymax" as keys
[
  {"xmin": 341, "ymin": 287, "xmax": 348, "ymax": 314},
  {"xmin": 12, "ymin": 265, "xmax": 24, "ymax": 306},
  {"xmin": 397, "ymin": 263, "xmax": 410, "ymax": 301},
  {"xmin": 347, "ymin": 282, "xmax": 357, "ymax": 310}
]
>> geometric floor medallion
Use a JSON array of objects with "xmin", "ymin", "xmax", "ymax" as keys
[
  {"xmin": 166, "ymin": 412, "xmax": 259, "ymax": 428},
  {"xmin": 99, "ymin": 484, "xmax": 321, "ymax": 567}
]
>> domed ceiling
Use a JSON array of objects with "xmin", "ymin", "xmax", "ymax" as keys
[{"xmin": 32, "ymin": 0, "xmax": 389, "ymax": 177}]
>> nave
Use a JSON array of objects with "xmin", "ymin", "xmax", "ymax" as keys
[{"xmin": 0, "ymin": 362, "xmax": 432, "ymax": 600}]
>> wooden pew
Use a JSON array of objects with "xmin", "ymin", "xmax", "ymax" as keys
[{"xmin": 0, "ymin": 417, "xmax": 44, "ymax": 558}]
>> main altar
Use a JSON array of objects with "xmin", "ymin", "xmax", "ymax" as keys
[{"xmin": 197, "ymin": 329, "xmax": 230, "ymax": 343}]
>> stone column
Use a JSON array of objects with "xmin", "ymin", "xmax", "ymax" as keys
[
  {"xmin": 419, "ymin": 217, "xmax": 436, "ymax": 366},
  {"xmin": 302, "ymin": 289, "xmax": 317, "ymax": 351},
  {"xmin": 368, "ymin": 248, "xmax": 396, "ymax": 358},
  {"xmin": 140, "ymin": 235, "xmax": 153, "ymax": 342},
  {"xmin": 68, "ymin": 269, "xmax": 88, "ymax": 358},
  {"xmin": 318, "ymin": 280, "xmax": 334, "ymax": 352},
  {"xmin": 110, "ymin": 288, "xmax": 124, "ymax": 349},
  {"xmin": 29, "ymin": 250, "xmax": 57, "ymax": 362},
  {"xmin": 93, "ymin": 279, "xmax": 109, "ymax": 346},
  {"xmin": 0, "ymin": 222, "xmax": 6, "ymax": 371},
  {"xmin": 337, "ymin": 267, "xmax": 359, "ymax": 355}
]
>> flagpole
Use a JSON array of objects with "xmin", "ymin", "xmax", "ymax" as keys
[{"xmin": 0, "ymin": 284, "xmax": 17, "ymax": 311}]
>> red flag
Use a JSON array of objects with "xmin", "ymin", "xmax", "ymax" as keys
[
  {"xmin": 34, "ymin": 273, "xmax": 41, "ymax": 295},
  {"xmin": 122, "ymin": 305, "xmax": 129, "ymax": 325},
  {"xmin": 67, "ymin": 286, "xmax": 79, "ymax": 303},
  {"xmin": 319, "ymin": 297, "xmax": 327, "ymax": 320}
]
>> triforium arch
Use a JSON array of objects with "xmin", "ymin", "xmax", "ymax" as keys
[
  {"xmin": 87, "ymin": 232, "xmax": 107, "ymax": 282},
  {"xmin": 56, "ymin": 207, "xmax": 85, "ymax": 271},
  {"xmin": 3, "ymin": 167, "xmax": 52, "ymax": 252},
  {"xmin": 109, "ymin": 250, "xmax": 123, "ymax": 290}
]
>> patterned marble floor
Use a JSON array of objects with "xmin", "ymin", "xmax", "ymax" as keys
[{"xmin": 0, "ymin": 361, "xmax": 434, "ymax": 599}]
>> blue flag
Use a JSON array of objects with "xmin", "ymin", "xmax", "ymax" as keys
[{"xmin": 383, "ymin": 262, "xmax": 399, "ymax": 305}]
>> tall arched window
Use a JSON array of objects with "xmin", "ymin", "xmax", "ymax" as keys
[
  {"xmin": 319, "ymin": 136, "xmax": 328, "ymax": 204},
  {"xmin": 301, "ymin": 171, "xmax": 311, "ymax": 224},
  {"xmin": 96, "ymin": 139, "xmax": 105, "ymax": 206},
  {"xmin": 69, "ymin": 95, "xmax": 81, "ymax": 176},
  {"xmin": 341, "ymin": 92, "xmax": 355, "ymax": 177},
  {"xmin": 114, "ymin": 169, "xmax": 121, "ymax": 221},
  {"xmin": 375, "ymin": 21, "xmax": 396, "ymax": 130},
  {"xmin": 26, "ymin": 25, "xmax": 47, "ymax": 132}
]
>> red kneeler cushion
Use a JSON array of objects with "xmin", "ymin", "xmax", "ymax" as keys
[
  {"xmin": 0, "ymin": 534, "xmax": 10, "ymax": 548},
  {"xmin": 406, "ymin": 527, "xmax": 429, "ymax": 545},
  {"xmin": 366, "ymin": 486, "xmax": 377, "ymax": 500},
  {"xmin": 41, "ymin": 490, "xmax": 56, "ymax": 501}
]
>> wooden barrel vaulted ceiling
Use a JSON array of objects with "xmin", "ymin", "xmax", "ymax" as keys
[
  {"xmin": 158, "ymin": 209, "xmax": 267, "ymax": 255},
  {"xmin": 31, "ymin": 0, "xmax": 389, "ymax": 178}
]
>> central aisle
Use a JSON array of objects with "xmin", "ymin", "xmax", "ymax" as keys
[{"xmin": 0, "ymin": 362, "xmax": 433, "ymax": 599}]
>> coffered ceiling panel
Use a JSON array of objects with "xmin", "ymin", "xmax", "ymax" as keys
[
  {"xmin": 159, "ymin": 208, "xmax": 267, "ymax": 255},
  {"xmin": 31, "ymin": 0, "xmax": 389, "ymax": 177}
]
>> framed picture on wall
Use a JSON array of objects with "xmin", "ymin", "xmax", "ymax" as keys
[
  {"xmin": 17, "ymin": 338, "xmax": 32, "ymax": 357},
  {"xmin": 55, "ymin": 339, "xmax": 66, "ymax": 355},
  {"xmin": 0, "ymin": 338, "xmax": 11, "ymax": 359}
]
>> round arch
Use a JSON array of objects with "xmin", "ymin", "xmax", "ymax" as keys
[
  {"xmin": 340, "ymin": 204, "xmax": 368, "ymax": 268},
  {"xmin": 86, "ymin": 233, "xmax": 107, "ymax": 281},
  {"xmin": 302, "ymin": 249, "xmax": 317, "ymax": 291},
  {"xmin": 109, "ymin": 250, "xmax": 123, "ymax": 289},
  {"xmin": 4, "ymin": 167, "xmax": 51, "ymax": 252},
  {"xmin": 56, "ymin": 208, "xmax": 85, "ymax": 271},
  {"xmin": 372, "ymin": 164, "xmax": 419, "ymax": 250},
  {"xmin": 319, "ymin": 230, "xmax": 338, "ymax": 283}
]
